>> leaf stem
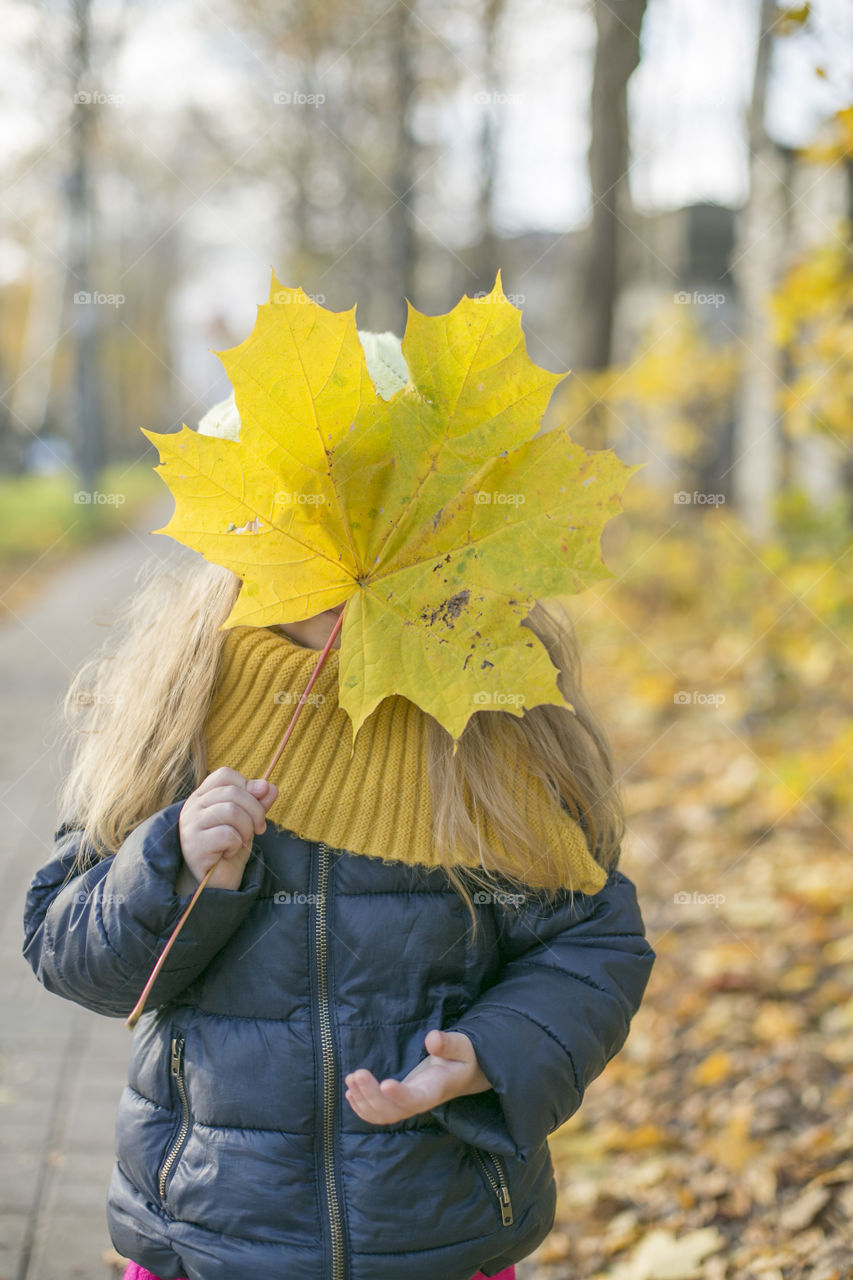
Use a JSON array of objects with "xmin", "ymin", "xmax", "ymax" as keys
[{"xmin": 124, "ymin": 604, "xmax": 347, "ymax": 1030}]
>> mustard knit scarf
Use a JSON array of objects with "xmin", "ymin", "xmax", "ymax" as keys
[{"xmin": 202, "ymin": 624, "xmax": 609, "ymax": 895}]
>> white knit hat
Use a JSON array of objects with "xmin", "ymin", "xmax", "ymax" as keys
[
  {"xmin": 354, "ymin": 329, "xmax": 409, "ymax": 400},
  {"xmin": 197, "ymin": 329, "xmax": 408, "ymax": 441}
]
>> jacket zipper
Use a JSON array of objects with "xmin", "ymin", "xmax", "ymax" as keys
[
  {"xmin": 473, "ymin": 1149, "xmax": 514, "ymax": 1226},
  {"xmin": 316, "ymin": 841, "xmax": 346, "ymax": 1279},
  {"xmin": 158, "ymin": 1033, "xmax": 190, "ymax": 1201}
]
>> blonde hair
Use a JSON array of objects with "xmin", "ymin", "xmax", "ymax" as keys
[{"xmin": 56, "ymin": 554, "xmax": 624, "ymax": 924}]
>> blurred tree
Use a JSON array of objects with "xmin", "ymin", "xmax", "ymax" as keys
[
  {"xmin": 474, "ymin": 0, "xmax": 506, "ymax": 293},
  {"xmin": 770, "ymin": 229, "xmax": 853, "ymax": 476},
  {"xmin": 556, "ymin": 303, "xmax": 739, "ymax": 492},
  {"xmin": 65, "ymin": 0, "xmax": 104, "ymax": 496},
  {"xmin": 784, "ymin": 107, "xmax": 853, "ymax": 498},
  {"xmin": 223, "ymin": 0, "xmax": 425, "ymax": 328},
  {"xmin": 283, "ymin": 0, "xmax": 336, "ymax": 286},
  {"xmin": 386, "ymin": 0, "xmax": 417, "ymax": 325},
  {"xmin": 578, "ymin": 0, "xmax": 647, "ymax": 376},
  {"xmin": 0, "ymin": 1, "xmax": 184, "ymax": 475},
  {"xmin": 4, "ymin": 258, "xmax": 66, "ymax": 473},
  {"xmin": 730, "ymin": 0, "xmax": 785, "ymax": 541},
  {"xmin": 0, "ymin": 334, "xmax": 10, "ymax": 473}
]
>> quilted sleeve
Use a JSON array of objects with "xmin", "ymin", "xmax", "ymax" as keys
[
  {"xmin": 21, "ymin": 801, "xmax": 265, "ymax": 1019},
  {"xmin": 430, "ymin": 868, "xmax": 655, "ymax": 1162}
]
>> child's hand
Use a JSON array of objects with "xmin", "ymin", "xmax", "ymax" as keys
[
  {"xmin": 178, "ymin": 766, "xmax": 278, "ymax": 892},
  {"xmin": 344, "ymin": 1029, "xmax": 493, "ymax": 1125}
]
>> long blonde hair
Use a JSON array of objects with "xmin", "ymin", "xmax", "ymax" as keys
[{"xmin": 56, "ymin": 553, "xmax": 625, "ymax": 920}]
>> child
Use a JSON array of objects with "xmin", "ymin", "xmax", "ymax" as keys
[{"xmin": 21, "ymin": 332, "xmax": 656, "ymax": 1280}]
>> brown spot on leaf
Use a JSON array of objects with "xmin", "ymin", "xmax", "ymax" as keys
[{"xmin": 419, "ymin": 589, "xmax": 470, "ymax": 630}]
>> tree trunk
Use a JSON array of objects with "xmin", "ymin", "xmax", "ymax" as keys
[
  {"xmin": 730, "ymin": 0, "xmax": 783, "ymax": 540},
  {"xmin": 6, "ymin": 262, "xmax": 66, "ymax": 466},
  {"xmin": 387, "ymin": 0, "xmax": 417, "ymax": 329},
  {"xmin": 289, "ymin": 0, "xmax": 320, "ymax": 285},
  {"xmin": 475, "ymin": 0, "xmax": 505, "ymax": 293},
  {"xmin": 579, "ymin": 0, "xmax": 647, "ymax": 377},
  {"xmin": 66, "ymin": 0, "xmax": 103, "ymax": 496}
]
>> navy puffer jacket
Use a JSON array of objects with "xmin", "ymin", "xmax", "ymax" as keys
[{"xmin": 22, "ymin": 796, "xmax": 655, "ymax": 1280}]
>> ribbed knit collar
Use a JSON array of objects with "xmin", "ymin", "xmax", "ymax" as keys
[{"xmin": 202, "ymin": 623, "xmax": 608, "ymax": 894}]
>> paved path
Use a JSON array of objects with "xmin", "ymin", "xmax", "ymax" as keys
[
  {"xmin": 0, "ymin": 498, "xmax": 544, "ymax": 1280},
  {"xmin": 1, "ymin": 494, "xmax": 185, "ymax": 1280}
]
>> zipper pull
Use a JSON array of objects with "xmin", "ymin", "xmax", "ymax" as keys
[
  {"xmin": 497, "ymin": 1185, "xmax": 513, "ymax": 1226},
  {"xmin": 170, "ymin": 1035, "xmax": 184, "ymax": 1077}
]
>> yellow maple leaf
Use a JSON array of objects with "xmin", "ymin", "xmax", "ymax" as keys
[{"xmin": 141, "ymin": 271, "xmax": 643, "ymax": 745}]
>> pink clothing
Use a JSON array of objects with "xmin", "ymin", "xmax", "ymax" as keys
[{"xmin": 122, "ymin": 1265, "xmax": 516, "ymax": 1280}]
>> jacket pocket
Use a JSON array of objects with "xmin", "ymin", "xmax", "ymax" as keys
[
  {"xmin": 471, "ymin": 1146, "xmax": 514, "ymax": 1227},
  {"xmin": 158, "ymin": 1029, "xmax": 191, "ymax": 1203}
]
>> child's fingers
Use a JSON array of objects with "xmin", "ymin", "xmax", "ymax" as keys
[
  {"xmin": 202, "ymin": 783, "xmax": 270, "ymax": 835},
  {"xmin": 344, "ymin": 1068, "xmax": 375, "ymax": 1100},
  {"xmin": 345, "ymin": 1070, "xmax": 416, "ymax": 1123},
  {"xmin": 247, "ymin": 778, "xmax": 278, "ymax": 815},
  {"xmin": 345, "ymin": 1070, "xmax": 390, "ymax": 1114},
  {"xmin": 343, "ymin": 1070, "xmax": 389, "ymax": 1121},
  {"xmin": 182, "ymin": 829, "xmax": 248, "ymax": 882},
  {"xmin": 424, "ymin": 1028, "xmax": 471, "ymax": 1063},
  {"xmin": 192, "ymin": 773, "xmax": 276, "ymax": 832},
  {"xmin": 197, "ymin": 801, "xmax": 255, "ymax": 854},
  {"xmin": 194, "ymin": 822, "xmax": 251, "ymax": 862},
  {"xmin": 195, "ymin": 766, "xmax": 247, "ymax": 796}
]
